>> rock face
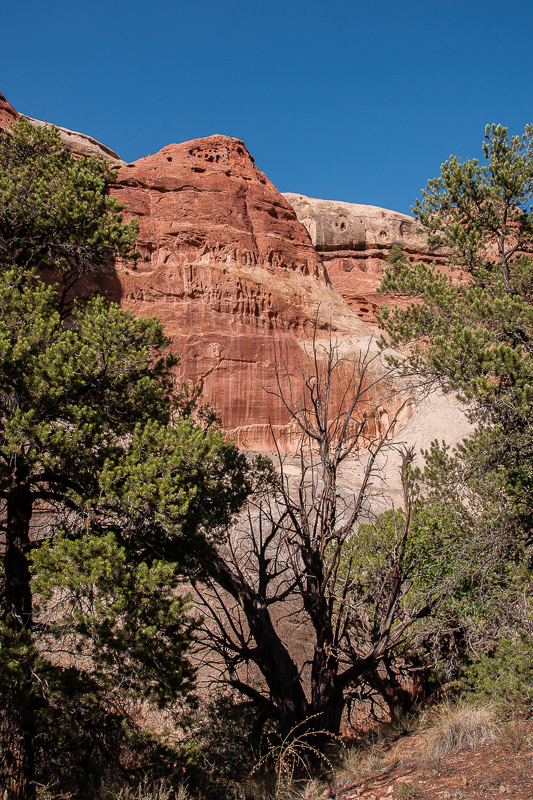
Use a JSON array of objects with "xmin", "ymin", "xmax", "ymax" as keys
[
  {"xmin": 283, "ymin": 193, "xmax": 428, "ymax": 255},
  {"xmin": 105, "ymin": 136, "xmax": 411, "ymax": 450},
  {"xmin": 28, "ymin": 118, "xmax": 125, "ymax": 164},
  {"xmin": 0, "ymin": 93, "xmax": 123, "ymax": 164},
  {"xmin": 0, "ymin": 91, "xmax": 18, "ymax": 129},
  {"xmin": 0, "ymin": 90, "xmax": 418, "ymax": 451},
  {"xmin": 284, "ymin": 193, "xmax": 447, "ymax": 326}
]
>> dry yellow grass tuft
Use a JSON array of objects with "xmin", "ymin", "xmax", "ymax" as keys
[
  {"xmin": 421, "ymin": 703, "xmax": 496, "ymax": 759},
  {"xmin": 115, "ymin": 780, "xmax": 188, "ymax": 800},
  {"xmin": 497, "ymin": 716, "xmax": 533, "ymax": 754}
]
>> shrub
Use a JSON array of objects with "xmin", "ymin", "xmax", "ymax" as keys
[{"xmin": 463, "ymin": 632, "xmax": 533, "ymax": 711}]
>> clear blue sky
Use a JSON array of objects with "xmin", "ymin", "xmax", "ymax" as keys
[{"xmin": 2, "ymin": 0, "xmax": 532, "ymax": 215}]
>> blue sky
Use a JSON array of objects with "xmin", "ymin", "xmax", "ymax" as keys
[{"xmin": 2, "ymin": 0, "xmax": 533, "ymax": 214}]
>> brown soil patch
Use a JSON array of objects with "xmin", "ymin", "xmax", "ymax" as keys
[{"xmin": 333, "ymin": 723, "xmax": 533, "ymax": 800}]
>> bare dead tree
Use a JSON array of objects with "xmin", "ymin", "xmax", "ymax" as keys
[{"xmin": 193, "ymin": 332, "xmax": 437, "ymax": 735}]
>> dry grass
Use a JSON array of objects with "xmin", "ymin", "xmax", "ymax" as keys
[
  {"xmin": 247, "ymin": 703, "xmax": 525, "ymax": 800},
  {"xmin": 334, "ymin": 741, "xmax": 387, "ymax": 787},
  {"xmin": 287, "ymin": 779, "xmax": 325, "ymax": 800},
  {"xmin": 244, "ymin": 776, "xmax": 327, "ymax": 800},
  {"xmin": 332, "ymin": 737, "xmax": 406, "ymax": 797},
  {"xmin": 332, "ymin": 714, "xmax": 422, "ymax": 791},
  {"xmin": 395, "ymin": 782, "xmax": 421, "ymax": 798},
  {"xmin": 115, "ymin": 780, "xmax": 188, "ymax": 800},
  {"xmin": 421, "ymin": 702, "xmax": 497, "ymax": 759},
  {"xmin": 330, "ymin": 702, "xmax": 500, "ymax": 798},
  {"xmin": 497, "ymin": 716, "xmax": 533, "ymax": 754}
]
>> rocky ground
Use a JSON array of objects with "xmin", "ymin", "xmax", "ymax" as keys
[
  {"xmin": 333, "ymin": 740, "xmax": 532, "ymax": 799},
  {"xmin": 325, "ymin": 715, "xmax": 533, "ymax": 800}
]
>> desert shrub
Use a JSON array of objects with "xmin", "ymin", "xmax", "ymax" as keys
[
  {"xmin": 28, "ymin": 685, "xmax": 186, "ymax": 799},
  {"xmin": 250, "ymin": 717, "xmax": 339, "ymax": 800},
  {"xmin": 181, "ymin": 689, "xmax": 269, "ymax": 800},
  {"xmin": 462, "ymin": 632, "xmax": 533, "ymax": 711}
]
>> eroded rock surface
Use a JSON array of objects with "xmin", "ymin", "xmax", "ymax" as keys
[
  {"xmin": 28, "ymin": 118, "xmax": 125, "ymax": 164},
  {"xmin": 284, "ymin": 193, "xmax": 447, "ymax": 325},
  {"xmin": 106, "ymin": 136, "xmax": 409, "ymax": 450},
  {"xmin": 0, "ymin": 90, "xmax": 435, "ymax": 452},
  {"xmin": 283, "ymin": 193, "xmax": 428, "ymax": 255},
  {"xmin": 0, "ymin": 91, "xmax": 18, "ymax": 129}
]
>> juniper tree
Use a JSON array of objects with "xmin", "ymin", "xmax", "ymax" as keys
[
  {"xmin": 0, "ymin": 121, "xmax": 256, "ymax": 799},
  {"xmin": 194, "ymin": 336, "xmax": 445, "ymax": 736}
]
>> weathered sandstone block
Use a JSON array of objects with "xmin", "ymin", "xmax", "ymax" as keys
[
  {"xmin": 283, "ymin": 193, "xmax": 429, "ymax": 255},
  {"xmin": 283, "ymin": 193, "xmax": 448, "ymax": 325},
  {"xmin": 27, "ymin": 118, "xmax": 125, "ymax": 164}
]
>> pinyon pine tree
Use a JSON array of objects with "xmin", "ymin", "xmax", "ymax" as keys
[
  {"xmin": 377, "ymin": 124, "xmax": 533, "ymax": 691},
  {"xmin": 379, "ymin": 123, "xmax": 533, "ymax": 433},
  {"xmin": 0, "ymin": 116, "xmax": 139, "ymax": 312},
  {"xmin": 0, "ymin": 119, "xmax": 255, "ymax": 799}
]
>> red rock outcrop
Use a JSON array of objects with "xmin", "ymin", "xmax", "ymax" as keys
[
  {"xmin": 0, "ymin": 91, "xmax": 415, "ymax": 451},
  {"xmin": 283, "ymin": 193, "xmax": 447, "ymax": 326},
  {"xmin": 0, "ymin": 91, "xmax": 18, "ymax": 129},
  {"xmin": 106, "ymin": 137, "xmax": 412, "ymax": 450}
]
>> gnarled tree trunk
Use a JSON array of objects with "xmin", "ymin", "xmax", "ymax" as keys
[{"xmin": 1, "ymin": 479, "xmax": 36, "ymax": 800}]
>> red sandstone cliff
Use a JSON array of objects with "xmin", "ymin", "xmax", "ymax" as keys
[
  {"xmin": 283, "ymin": 193, "xmax": 448, "ymax": 326},
  {"xmin": 0, "ymin": 92, "xmax": 416, "ymax": 451},
  {"xmin": 106, "ymin": 137, "xmax": 411, "ymax": 450},
  {"xmin": 0, "ymin": 91, "xmax": 18, "ymax": 129}
]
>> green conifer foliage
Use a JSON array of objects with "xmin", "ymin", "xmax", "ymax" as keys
[
  {"xmin": 0, "ymin": 122, "xmax": 255, "ymax": 799},
  {"xmin": 379, "ymin": 124, "xmax": 533, "ymax": 434},
  {"xmin": 377, "ymin": 124, "xmax": 533, "ymax": 702},
  {"xmin": 0, "ymin": 117, "xmax": 139, "ymax": 312}
]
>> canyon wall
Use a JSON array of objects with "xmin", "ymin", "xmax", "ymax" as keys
[
  {"xmin": 0, "ymin": 91, "xmax": 18, "ymax": 129},
  {"xmin": 106, "ymin": 136, "xmax": 412, "ymax": 450},
  {"xmin": 284, "ymin": 193, "xmax": 448, "ymax": 326},
  {"xmin": 0, "ymin": 92, "xmax": 431, "ymax": 451}
]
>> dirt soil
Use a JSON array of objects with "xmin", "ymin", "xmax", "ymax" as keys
[{"xmin": 330, "ymin": 724, "xmax": 533, "ymax": 799}]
